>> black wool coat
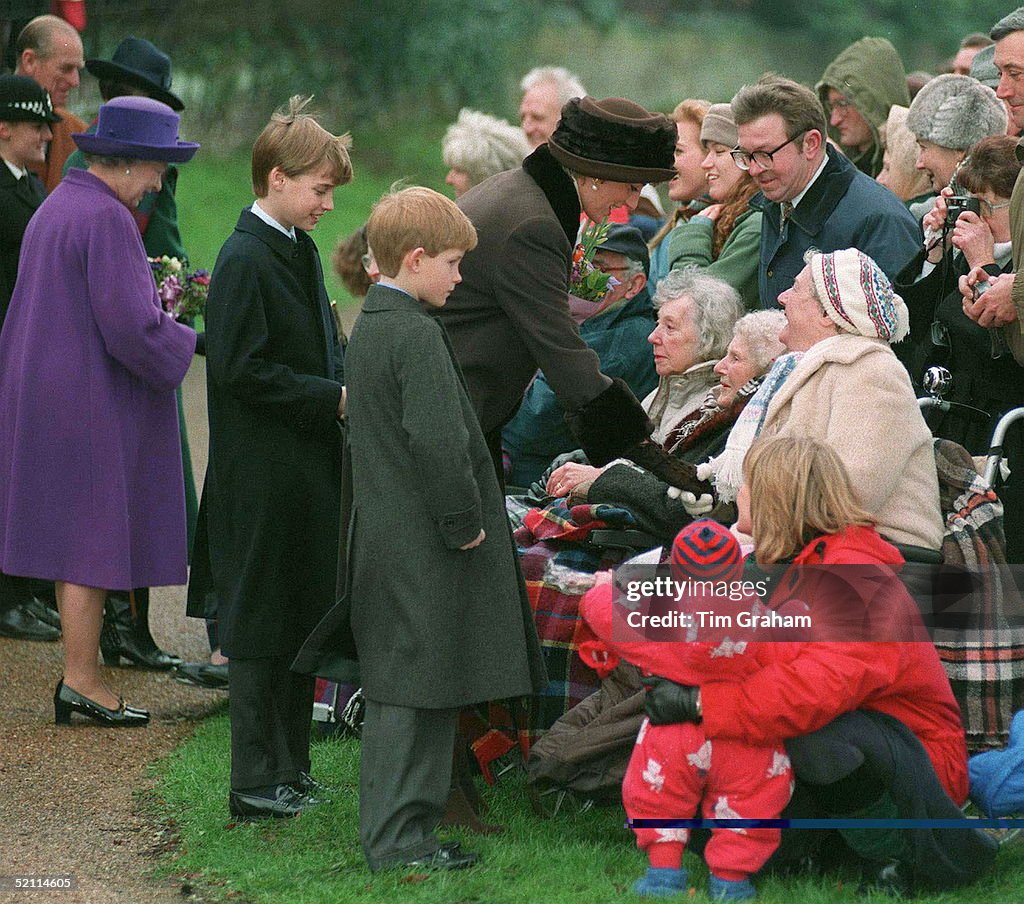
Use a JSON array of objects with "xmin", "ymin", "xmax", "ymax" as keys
[
  {"xmin": 0, "ymin": 163, "xmax": 46, "ymax": 329},
  {"xmin": 294, "ymin": 285, "xmax": 546, "ymax": 708},
  {"xmin": 187, "ymin": 209, "xmax": 344, "ymax": 658}
]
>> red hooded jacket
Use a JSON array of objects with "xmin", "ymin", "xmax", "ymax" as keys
[{"xmin": 701, "ymin": 526, "xmax": 968, "ymax": 804}]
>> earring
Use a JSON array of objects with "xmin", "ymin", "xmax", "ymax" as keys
[
  {"xmin": 125, "ymin": 167, "xmax": 131, "ymax": 175},
  {"xmin": 591, "ymin": 181, "xmax": 600, "ymax": 191}
]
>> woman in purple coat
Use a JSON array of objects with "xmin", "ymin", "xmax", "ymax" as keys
[{"xmin": 0, "ymin": 96, "xmax": 198, "ymax": 726}]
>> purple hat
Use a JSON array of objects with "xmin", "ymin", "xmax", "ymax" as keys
[{"xmin": 72, "ymin": 96, "xmax": 199, "ymax": 163}]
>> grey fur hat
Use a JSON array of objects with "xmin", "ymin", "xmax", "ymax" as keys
[
  {"xmin": 969, "ymin": 45, "xmax": 1000, "ymax": 90},
  {"xmin": 906, "ymin": 74, "xmax": 1007, "ymax": 149}
]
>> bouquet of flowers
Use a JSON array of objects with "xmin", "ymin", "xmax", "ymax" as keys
[
  {"xmin": 149, "ymin": 256, "xmax": 210, "ymax": 322},
  {"xmin": 569, "ymin": 220, "xmax": 617, "ymax": 302}
]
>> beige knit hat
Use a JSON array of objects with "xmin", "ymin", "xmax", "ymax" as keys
[
  {"xmin": 808, "ymin": 248, "xmax": 910, "ymax": 344},
  {"xmin": 700, "ymin": 103, "xmax": 738, "ymax": 148}
]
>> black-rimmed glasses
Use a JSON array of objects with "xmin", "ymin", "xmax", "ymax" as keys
[{"xmin": 731, "ymin": 131, "xmax": 807, "ymax": 171}]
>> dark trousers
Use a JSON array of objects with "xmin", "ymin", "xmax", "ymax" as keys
[
  {"xmin": 228, "ymin": 655, "xmax": 314, "ymax": 790},
  {"xmin": 359, "ymin": 699, "xmax": 459, "ymax": 871}
]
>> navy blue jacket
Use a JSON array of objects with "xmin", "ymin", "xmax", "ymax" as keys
[{"xmin": 754, "ymin": 145, "xmax": 920, "ymax": 308}]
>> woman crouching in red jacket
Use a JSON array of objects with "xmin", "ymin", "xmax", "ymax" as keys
[{"xmin": 643, "ymin": 435, "xmax": 996, "ymax": 895}]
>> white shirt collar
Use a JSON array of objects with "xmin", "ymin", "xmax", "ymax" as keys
[
  {"xmin": 251, "ymin": 200, "xmax": 297, "ymax": 241},
  {"xmin": 376, "ymin": 278, "xmax": 416, "ymax": 300},
  {"xmin": 789, "ymin": 153, "xmax": 829, "ymax": 210},
  {"xmin": 3, "ymin": 158, "xmax": 27, "ymax": 181}
]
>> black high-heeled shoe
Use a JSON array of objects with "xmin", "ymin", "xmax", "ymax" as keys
[{"xmin": 53, "ymin": 680, "xmax": 150, "ymax": 727}]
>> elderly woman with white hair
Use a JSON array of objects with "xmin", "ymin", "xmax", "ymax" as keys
[
  {"xmin": 571, "ymin": 308, "xmax": 788, "ymax": 540},
  {"xmin": 545, "ymin": 269, "xmax": 743, "ymax": 503},
  {"xmin": 442, "ymin": 108, "xmax": 530, "ymax": 198}
]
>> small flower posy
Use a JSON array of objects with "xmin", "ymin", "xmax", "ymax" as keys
[
  {"xmin": 569, "ymin": 220, "xmax": 619, "ymax": 303},
  {"xmin": 150, "ymin": 256, "xmax": 209, "ymax": 322}
]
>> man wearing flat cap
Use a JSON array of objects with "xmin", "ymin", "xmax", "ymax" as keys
[
  {"xmin": 501, "ymin": 223, "xmax": 658, "ymax": 487},
  {"xmin": 438, "ymin": 95, "xmax": 677, "ymax": 476},
  {"xmin": 0, "ymin": 73, "xmax": 64, "ymax": 644}
]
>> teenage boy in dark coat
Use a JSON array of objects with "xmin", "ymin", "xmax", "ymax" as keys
[{"xmin": 188, "ymin": 96, "xmax": 350, "ymax": 820}]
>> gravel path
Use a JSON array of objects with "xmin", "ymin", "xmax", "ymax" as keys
[{"xmin": 0, "ymin": 360, "xmax": 225, "ymax": 904}]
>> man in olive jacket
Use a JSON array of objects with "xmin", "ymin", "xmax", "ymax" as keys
[{"xmin": 816, "ymin": 36, "xmax": 910, "ymax": 178}]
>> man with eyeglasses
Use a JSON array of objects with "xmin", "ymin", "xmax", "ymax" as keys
[
  {"xmin": 816, "ymin": 37, "xmax": 910, "ymax": 178},
  {"xmin": 961, "ymin": 6, "xmax": 1024, "ymax": 365},
  {"xmin": 730, "ymin": 75, "xmax": 919, "ymax": 310}
]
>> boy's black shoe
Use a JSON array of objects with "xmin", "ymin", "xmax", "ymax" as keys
[
  {"xmin": 402, "ymin": 842, "xmax": 479, "ymax": 871},
  {"xmin": 229, "ymin": 784, "xmax": 317, "ymax": 820},
  {"xmin": 0, "ymin": 603, "xmax": 60, "ymax": 641},
  {"xmin": 293, "ymin": 771, "xmax": 334, "ymax": 802},
  {"xmin": 23, "ymin": 596, "xmax": 61, "ymax": 629}
]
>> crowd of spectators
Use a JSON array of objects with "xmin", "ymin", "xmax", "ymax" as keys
[{"xmin": 2, "ymin": 6, "xmax": 1024, "ymax": 897}]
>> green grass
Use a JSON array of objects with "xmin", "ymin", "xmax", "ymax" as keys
[
  {"xmin": 153, "ymin": 713, "xmax": 1024, "ymax": 904},
  {"xmin": 175, "ymin": 124, "xmax": 450, "ymax": 314}
]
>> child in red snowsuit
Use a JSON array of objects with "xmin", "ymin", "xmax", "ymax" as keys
[{"xmin": 580, "ymin": 520, "xmax": 796, "ymax": 901}]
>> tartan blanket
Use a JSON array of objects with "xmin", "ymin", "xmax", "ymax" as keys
[
  {"xmin": 510, "ymin": 497, "xmax": 642, "ymax": 739},
  {"xmin": 932, "ymin": 438, "xmax": 1024, "ymax": 751}
]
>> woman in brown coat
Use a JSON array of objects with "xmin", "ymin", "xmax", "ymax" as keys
[{"xmin": 437, "ymin": 95, "xmax": 678, "ymax": 476}]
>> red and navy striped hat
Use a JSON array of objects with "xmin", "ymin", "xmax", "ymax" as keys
[{"xmin": 670, "ymin": 519, "xmax": 742, "ymax": 584}]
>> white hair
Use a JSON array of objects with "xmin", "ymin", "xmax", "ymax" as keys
[
  {"xmin": 731, "ymin": 310, "xmax": 787, "ymax": 373},
  {"xmin": 519, "ymin": 66, "xmax": 587, "ymax": 106},
  {"xmin": 442, "ymin": 108, "xmax": 531, "ymax": 189},
  {"xmin": 654, "ymin": 269, "xmax": 742, "ymax": 361}
]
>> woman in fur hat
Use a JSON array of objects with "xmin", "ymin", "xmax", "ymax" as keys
[
  {"xmin": 437, "ymin": 95, "xmax": 677, "ymax": 480},
  {"xmin": 906, "ymin": 73, "xmax": 1007, "ymax": 199}
]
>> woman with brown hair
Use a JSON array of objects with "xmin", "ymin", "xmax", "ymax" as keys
[
  {"xmin": 666, "ymin": 103, "xmax": 763, "ymax": 311},
  {"xmin": 644, "ymin": 435, "xmax": 995, "ymax": 895},
  {"xmin": 647, "ymin": 99, "xmax": 710, "ymax": 294}
]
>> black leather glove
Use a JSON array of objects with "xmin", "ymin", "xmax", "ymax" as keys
[{"xmin": 641, "ymin": 675, "xmax": 702, "ymax": 725}]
